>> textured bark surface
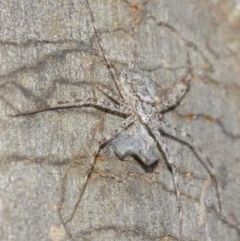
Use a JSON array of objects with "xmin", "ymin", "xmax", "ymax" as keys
[{"xmin": 0, "ymin": 0, "xmax": 240, "ymax": 240}]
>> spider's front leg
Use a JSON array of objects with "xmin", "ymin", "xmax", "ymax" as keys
[
  {"xmin": 147, "ymin": 123, "xmax": 183, "ymax": 241},
  {"xmin": 12, "ymin": 97, "xmax": 130, "ymax": 117},
  {"xmin": 156, "ymin": 120, "xmax": 221, "ymax": 212},
  {"xmin": 157, "ymin": 73, "xmax": 191, "ymax": 112}
]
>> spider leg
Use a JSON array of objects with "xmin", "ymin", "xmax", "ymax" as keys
[
  {"xmin": 98, "ymin": 114, "xmax": 136, "ymax": 147},
  {"xmin": 158, "ymin": 51, "xmax": 193, "ymax": 112},
  {"xmin": 63, "ymin": 114, "xmax": 135, "ymax": 226},
  {"xmin": 85, "ymin": 0, "xmax": 127, "ymax": 100},
  {"xmin": 95, "ymin": 84, "xmax": 129, "ymax": 108},
  {"xmin": 148, "ymin": 124, "xmax": 183, "ymax": 241},
  {"xmin": 12, "ymin": 97, "xmax": 131, "ymax": 117},
  {"xmin": 156, "ymin": 120, "xmax": 221, "ymax": 213},
  {"xmin": 57, "ymin": 97, "xmax": 131, "ymax": 116},
  {"xmin": 157, "ymin": 73, "xmax": 191, "ymax": 112}
]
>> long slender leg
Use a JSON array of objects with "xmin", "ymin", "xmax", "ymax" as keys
[
  {"xmin": 148, "ymin": 124, "xmax": 183, "ymax": 241},
  {"xmin": 57, "ymin": 97, "xmax": 131, "ymax": 116},
  {"xmin": 85, "ymin": 0, "xmax": 126, "ymax": 100},
  {"xmin": 63, "ymin": 115, "xmax": 135, "ymax": 225},
  {"xmin": 98, "ymin": 114, "xmax": 136, "ymax": 146},
  {"xmin": 156, "ymin": 120, "xmax": 221, "ymax": 212},
  {"xmin": 12, "ymin": 97, "xmax": 131, "ymax": 117}
]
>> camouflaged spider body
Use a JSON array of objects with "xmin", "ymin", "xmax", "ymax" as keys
[
  {"xmin": 84, "ymin": 1, "xmax": 221, "ymax": 240},
  {"xmin": 110, "ymin": 67, "xmax": 189, "ymax": 167},
  {"xmin": 90, "ymin": 65, "xmax": 193, "ymax": 241},
  {"xmin": 16, "ymin": 1, "xmax": 222, "ymax": 240}
]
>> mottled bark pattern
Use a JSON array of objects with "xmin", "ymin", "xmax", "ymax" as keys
[{"xmin": 0, "ymin": 0, "xmax": 240, "ymax": 241}]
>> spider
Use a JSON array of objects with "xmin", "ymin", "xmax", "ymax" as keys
[
  {"xmin": 15, "ymin": 0, "xmax": 221, "ymax": 240},
  {"xmin": 83, "ymin": 1, "xmax": 221, "ymax": 240}
]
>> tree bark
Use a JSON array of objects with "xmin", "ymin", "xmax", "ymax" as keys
[{"xmin": 0, "ymin": 0, "xmax": 240, "ymax": 240}]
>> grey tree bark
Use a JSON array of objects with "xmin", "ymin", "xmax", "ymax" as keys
[{"xmin": 0, "ymin": 0, "xmax": 240, "ymax": 241}]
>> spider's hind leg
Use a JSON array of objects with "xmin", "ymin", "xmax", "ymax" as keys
[
  {"xmin": 148, "ymin": 123, "xmax": 183, "ymax": 241},
  {"xmin": 71, "ymin": 115, "xmax": 136, "ymax": 211},
  {"xmin": 157, "ymin": 120, "xmax": 222, "ymax": 213},
  {"xmin": 72, "ymin": 114, "xmax": 136, "ymax": 208},
  {"xmin": 59, "ymin": 114, "xmax": 136, "ymax": 238}
]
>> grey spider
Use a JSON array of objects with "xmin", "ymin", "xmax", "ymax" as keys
[
  {"xmin": 15, "ymin": 0, "xmax": 222, "ymax": 240},
  {"xmin": 84, "ymin": 2, "xmax": 221, "ymax": 240}
]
